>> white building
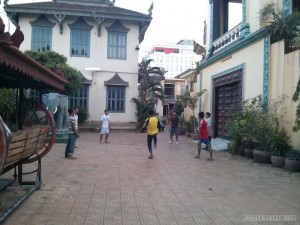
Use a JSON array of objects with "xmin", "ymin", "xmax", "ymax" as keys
[
  {"xmin": 143, "ymin": 39, "xmax": 201, "ymax": 79},
  {"xmin": 4, "ymin": 0, "xmax": 152, "ymax": 125}
]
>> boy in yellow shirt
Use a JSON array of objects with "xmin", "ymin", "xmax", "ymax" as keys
[{"xmin": 143, "ymin": 109, "xmax": 161, "ymax": 159}]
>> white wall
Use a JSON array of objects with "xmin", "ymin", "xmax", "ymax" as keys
[
  {"xmin": 201, "ymin": 40, "xmax": 265, "ymax": 113},
  {"xmin": 18, "ymin": 15, "xmax": 140, "ymax": 123}
]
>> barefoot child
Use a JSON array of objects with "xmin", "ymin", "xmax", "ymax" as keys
[{"xmin": 195, "ymin": 112, "xmax": 213, "ymax": 161}]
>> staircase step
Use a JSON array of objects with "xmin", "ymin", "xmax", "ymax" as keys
[{"xmin": 79, "ymin": 121, "xmax": 136, "ymax": 132}]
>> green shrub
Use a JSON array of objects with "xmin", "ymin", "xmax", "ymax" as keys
[{"xmin": 78, "ymin": 110, "xmax": 89, "ymax": 125}]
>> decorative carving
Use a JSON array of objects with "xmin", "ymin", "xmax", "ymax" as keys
[
  {"xmin": 0, "ymin": 16, "xmax": 24, "ymax": 48},
  {"xmin": 242, "ymin": 0, "xmax": 247, "ymax": 22},
  {"xmin": 263, "ymin": 37, "xmax": 270, "ymax": 109},
  {"xmin": 209, "ymin": 1, "xmax": 213, "ymax": 46},
  {"xmin": 148, "ymin": 2, "xmax": 153, "ymax": 16},
  {"xmin": 10, "ymin": 26, "xmax": 24, "ymax": 48},
  {"xmin": 138, "ymin": 21, "xmax": 149, "ymax": 43},
  {"xmin": 93, "ymin": 16, "xmax": 105, "ymax": 37},
  {"xmin": 283, "ymin": 0, "xmax": 292, "ymax": 16},
  {"xmin": 0, "ymin": 17, "xmax": 9, "ymax": 41},
  {"xmin": 54, "ymin": 14, "xmax": 66, "ymax": 34}
]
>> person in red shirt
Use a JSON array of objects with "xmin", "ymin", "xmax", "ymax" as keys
[{"xmin": 195, "ymin": 112, "xmax": 213, "ymax": 161}]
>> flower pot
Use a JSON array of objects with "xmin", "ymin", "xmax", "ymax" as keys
[
  {"xmin": 285, "ymin": 158, "xmax": 300, "ymax": 172},
  {"xmin": 237, "ymin": 144, "xmax": 245, "ymax": 156},
  {"xmin": 178, "ymin": 128, "xmax": 185, "ymax": 135},
  {"xmin": 244, "ymin": 148, "xmax": 254, "ymax": 159},
  {"xmin": 191, "ymin": 133, "xmax": 199, "ymax": 141},
  {"xmin": 185, "ymin": 132, "xmax": 191, "ymax": 138},
  {"xmin": 253, "ymin": 149, "xmax": 271, "ymax": 164},
  {"xmin": 271, "ymin": 155, "xmax": 286, "ymax": 168}
]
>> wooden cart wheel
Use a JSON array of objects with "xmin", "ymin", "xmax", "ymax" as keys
[
  {"xmin": 0, "ymin": 116, "xmax": 8, "ymax": 174},
  {"xmin": 20, "ymin": 99, "xmax": 56, "ymax": 164}
]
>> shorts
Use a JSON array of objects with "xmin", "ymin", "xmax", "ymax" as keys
[
  {"xmin": 170, "ymin": 128, "xmax": 178, "ymax": 136},
  {"xmin": 100, "ymin": 127, "xmax": 109, "ymax": 134},
  {"xmin": 198, "ymin": 138, "xmax": 210, "ymax": 145}
]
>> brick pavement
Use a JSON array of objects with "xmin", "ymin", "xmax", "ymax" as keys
[{"xmin": 1, "ymin": 129, "xmax": 300, "ymax": 225}]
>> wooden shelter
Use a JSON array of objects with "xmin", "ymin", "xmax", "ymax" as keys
[{"xmin": 0, "ymin": 17, "xmax": 68, "ymax": 222}]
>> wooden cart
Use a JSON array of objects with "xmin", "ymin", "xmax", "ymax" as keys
[{"xmin": 0, "ymin": 23, "xmax": 68, "ymax": 221}]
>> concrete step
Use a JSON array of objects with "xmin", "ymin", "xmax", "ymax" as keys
[{"xmin": 79, "ymin": 121, "xmax": 137, "ymax": 132}]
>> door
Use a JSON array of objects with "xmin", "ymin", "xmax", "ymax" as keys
[
  {"xmin": 215, "ymin": 81, "xmax": 241, "ymax": 138},
  {"xmin": 213, "ymin": 69, "xmax": 243, "ymax": 139}
]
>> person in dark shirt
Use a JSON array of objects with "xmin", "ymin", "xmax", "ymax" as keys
[
  {"xmin": 65, "ymin": 108, "xmax": 78, "ymax": 159},
  {"xmin": 168, "ymin": 111, "xmax": 179, "ymax": 144}
]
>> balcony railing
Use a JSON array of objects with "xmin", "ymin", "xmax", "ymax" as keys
[{"xmin": 213, "ymin": 22, "xmax": 242, "ymax": 54}]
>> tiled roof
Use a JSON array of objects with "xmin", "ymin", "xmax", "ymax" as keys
[
  {"xmin": 4, "ymin": 2, "xmax": 151, "ymax": 22},
  {"xmin": 0, "ymin": 41, "xmax": 68, "ymax": 91},
  {"xmin": 174, "ymin": 68, "xmax": 194, "ymax": 79}
]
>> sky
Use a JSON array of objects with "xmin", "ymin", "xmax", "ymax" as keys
[{"xmin": 0, "ymin": 0, "xmax": 241, "ymax": 56}]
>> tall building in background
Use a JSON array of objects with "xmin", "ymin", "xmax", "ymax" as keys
[{"xmin": 143, "ymin": 39, "xmax": 201, "ymax": 79}]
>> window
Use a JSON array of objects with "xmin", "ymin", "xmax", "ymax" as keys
[
  {"xmin": 164, "ymin": 84, "xmax": 175, "ymax": 98},
  {"xmin": 69, "ymin": 17, "xmax": 92, "ymax": 57},
  {"xmin": 190, "ymin": 82, "xmax": 194, "ymax": 92},
  {"xmin": 32, "ymin": 27, "xmax": 52, "ymax": 52},
  {"xmin": 107, "ymin": 32, "xmax": 126, "ymax": 59},
  {"xmin": 71, "ymin": 29, "xmax": 90, "ymax": 57},
  {"xmin": 69, "ymin": 84, "xmax": 89, "ymax": 112},
  {"xmin": 106, "ymin": 20, "xmax": 129, "ymax": 60},
  {"xmin": 30, "ymin": 15, "xmax": 54, "ymax": 52},
  {"xmin": 180, "ymin": 84, "xmax": 185, "ymax": 95},
  {"xmin": 107, "ymin": 86, "xmax": 125, "ymax": 112},
  {"xmin": 29, "ymin": 89, "xmax": 40, "ymax": 102}
]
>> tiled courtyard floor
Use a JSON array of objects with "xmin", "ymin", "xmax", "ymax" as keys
[{"xmin": 0, "ymin": 129, "xmax": 300, "ymax": 225}]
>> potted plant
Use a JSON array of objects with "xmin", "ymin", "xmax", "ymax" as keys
[
  {"xmin": 237, "ymin": 96, "xmax": 263, "ymax": 159},
  {"xmin": 253, "ymin": 95, "xmax": 289, "ymax": 164},
  {"xmin": 189, "ymin": 116, "xmax": 199, "ymax": 140},
  {"xmin": 177, "ymin": 89, "xmax": 207, "ymax": 134},
  {"xmin": 252, "ymin": 110, "xmax": 273, "ymax": 164},
  {"xmin": 285, "ymin": 150, "xmax": 300, "ymax": 172},
  {"xmin": 184, "ymin": 119, "xmax": 193, "ymax": 138},
  {"xmin": 269, "ymin": 128, "xmax": 292, "ymax": 168},
  {"xmin": 178, "ymin": 116, "xmax": 186, "ymax": 135},
  {"xmin": 226, "ymin": 113, "xmax": 243, "ymax": 156},
  {"xmin": 260, "ymin": 3, "xmax": 300, "ymax": 52},
  {"xmin": 227, "ymin": 141, "xmax": 239, "ymax": 156}
]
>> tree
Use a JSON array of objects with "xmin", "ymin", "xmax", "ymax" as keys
[
  {"xmin": 260, "ymin": 3, "xmax": 300, "ymax": 49},
  {"xmin": 24, "ymin": 51, "xmax": 84, "ymax": 95},
  {"xmin": 177, "ymin": 89, "xmax": 207, "ymax": 133},
  {"xmin": 138, "ymin": 59, "xmax": 165, "ymax": 104},
  {"xmin": 259, "ymin": 3, "xmax": 300, "ymax": 131},
  {"xmin": 130, "ymin": 97, "xmax": 153, "ymax": 130},
  {"xmin": 0, "ymin": 88, "xmax": 16, "ymax": 127},
  {"xmin": 293, "ymin": 75, "xmax": 300, "ymax": 131},
  {"xmin": 131, "ymin": 59, "xmax": 166, "ymax": 130}
]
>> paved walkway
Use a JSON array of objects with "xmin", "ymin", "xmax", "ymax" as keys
[{"xmin": 1, "ymin": 129, "xmax": 300, "ymax": 225}]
